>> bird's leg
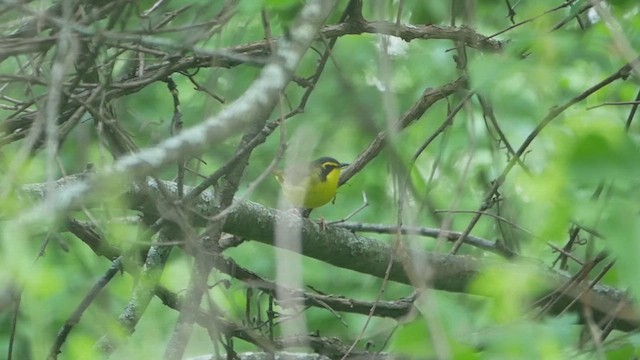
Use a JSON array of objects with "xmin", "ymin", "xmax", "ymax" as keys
[
  {"xmin": 317, "ymin": 216, "xmax": 327, "ymax": 231},
  {"xmin": 299, "ymin": 208, "xmax": 312, "ymax": 218},
  {"xmin": 294, "ymin": 208, "xmax": 327, "ymax": 230}
]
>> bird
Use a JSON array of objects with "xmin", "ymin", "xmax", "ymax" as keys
[{"xmin": 274, "ymin": 156, "xmax": 349, "ymax": 217}]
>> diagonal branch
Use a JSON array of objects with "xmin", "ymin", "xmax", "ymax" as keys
[
  {"xmin": 450, "ymin": 57, "xmax": 640, "ymax": 254},
  {"xmin": 340, "ymin": 76, "xmax": 467, "ymax": 185},
  {"xmin": 16, "ymin": 0, "xmax": 341, "ymax": 231}
]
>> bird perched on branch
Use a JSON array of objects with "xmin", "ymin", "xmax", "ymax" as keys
[{"xmin": 275, "ymin": 156, "xmax": 349, "ymax": 217}]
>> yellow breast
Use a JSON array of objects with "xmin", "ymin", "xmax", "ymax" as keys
[{"xmin": 279, "ymin": 166, "xmax": 342, "ymax": 209}]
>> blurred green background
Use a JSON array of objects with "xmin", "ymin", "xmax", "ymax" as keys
[{"xmin": 2, "ymin": 0, "xmax": 640, "ymax": 359}]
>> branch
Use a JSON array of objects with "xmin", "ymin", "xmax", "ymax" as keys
[
  {"xmin": 66, "ymin": 219, "xmax": 416, "ymax": 320},
  {"xmin": 15, "ymin": 0, "xmax": 340, "ymax": 230},
  {"xmin": 21, "ymin": 176, "xmax": 640, "ymax": 332},
  {"xmin": 335, "ymin": 221, "xmax": 514, "ymax": 258},
  {"xmin": 95, "ymin": 227, "xmax": 176, "ymax": 354},
  {"xmin": 48, "ymin": 257, "xmax": 122, "ymax": 359},
  {"xmin": 340, "ymin": 76, "xmax": 467, "ymax": 185},
  {"xmin": 0, "ymin": 15, "xmax": 503, "ymax": 65},
  {"xmin": 1, "ymin": 18, "xmax": 501, "ymax": 145},
  {"xmin": 450, "ymin": 56, "xmax": 640, "ymax": 254},
  {"xmin": 132, "ymin": 181, "xmax": 640, "ymax": 332},
  {"xmin": 321, "ymin": 21, "xmax": 503, "ymax": 52}
]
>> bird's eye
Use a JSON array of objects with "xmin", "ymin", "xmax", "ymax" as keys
[{"xmin": 322, "ymin": 162, "xmax": 336, "ymax": 170}]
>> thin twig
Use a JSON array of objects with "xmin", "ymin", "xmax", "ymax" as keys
[
  {"xmin": 451, "ymin": 58, "xmax": 639, "ymax": 254},
  {"xmin": 49, "ymin": 257, "xmax": 122, "ymax": 359},
  {"xmin": 336, "ymin": 221, "xmax": 513, "ymax": 257}
]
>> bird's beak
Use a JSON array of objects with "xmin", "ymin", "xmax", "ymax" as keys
[{"xmin": 339, "ymin": 163, "xmax": 349, "ymax": 168}]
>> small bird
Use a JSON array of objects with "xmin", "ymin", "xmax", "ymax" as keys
[{"xmin": 275, "ymin": 156, "xmax": 349, "ymax": 217}]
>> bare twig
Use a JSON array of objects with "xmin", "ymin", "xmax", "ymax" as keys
[
  {"xmin": 451, "ymin": 58, "xmax": 640, "ymax": 254},
  {"xmin": 49, "ymin": 257, "xmax": 122, "ymax": 359}
]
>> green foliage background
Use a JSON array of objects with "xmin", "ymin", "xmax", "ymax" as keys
[{"xmin": 2, "ymin": 0, "xmax": 640, "ymax": 359}]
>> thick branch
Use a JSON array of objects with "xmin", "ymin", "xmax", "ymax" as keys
[
  {"xmin": 21, "ymin": 176, "xmax": 640, "ymax": 332},
  {"xmin": 321, "ymin": 21, "xmax": 503, "ymax": 52},
  {"xmin": 134, "ymin": 182, "xmax": 640, "ymax": 333},
  {"xmin": 152, "ymin": 184, "xmax": 640, "ymax": 332}
]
